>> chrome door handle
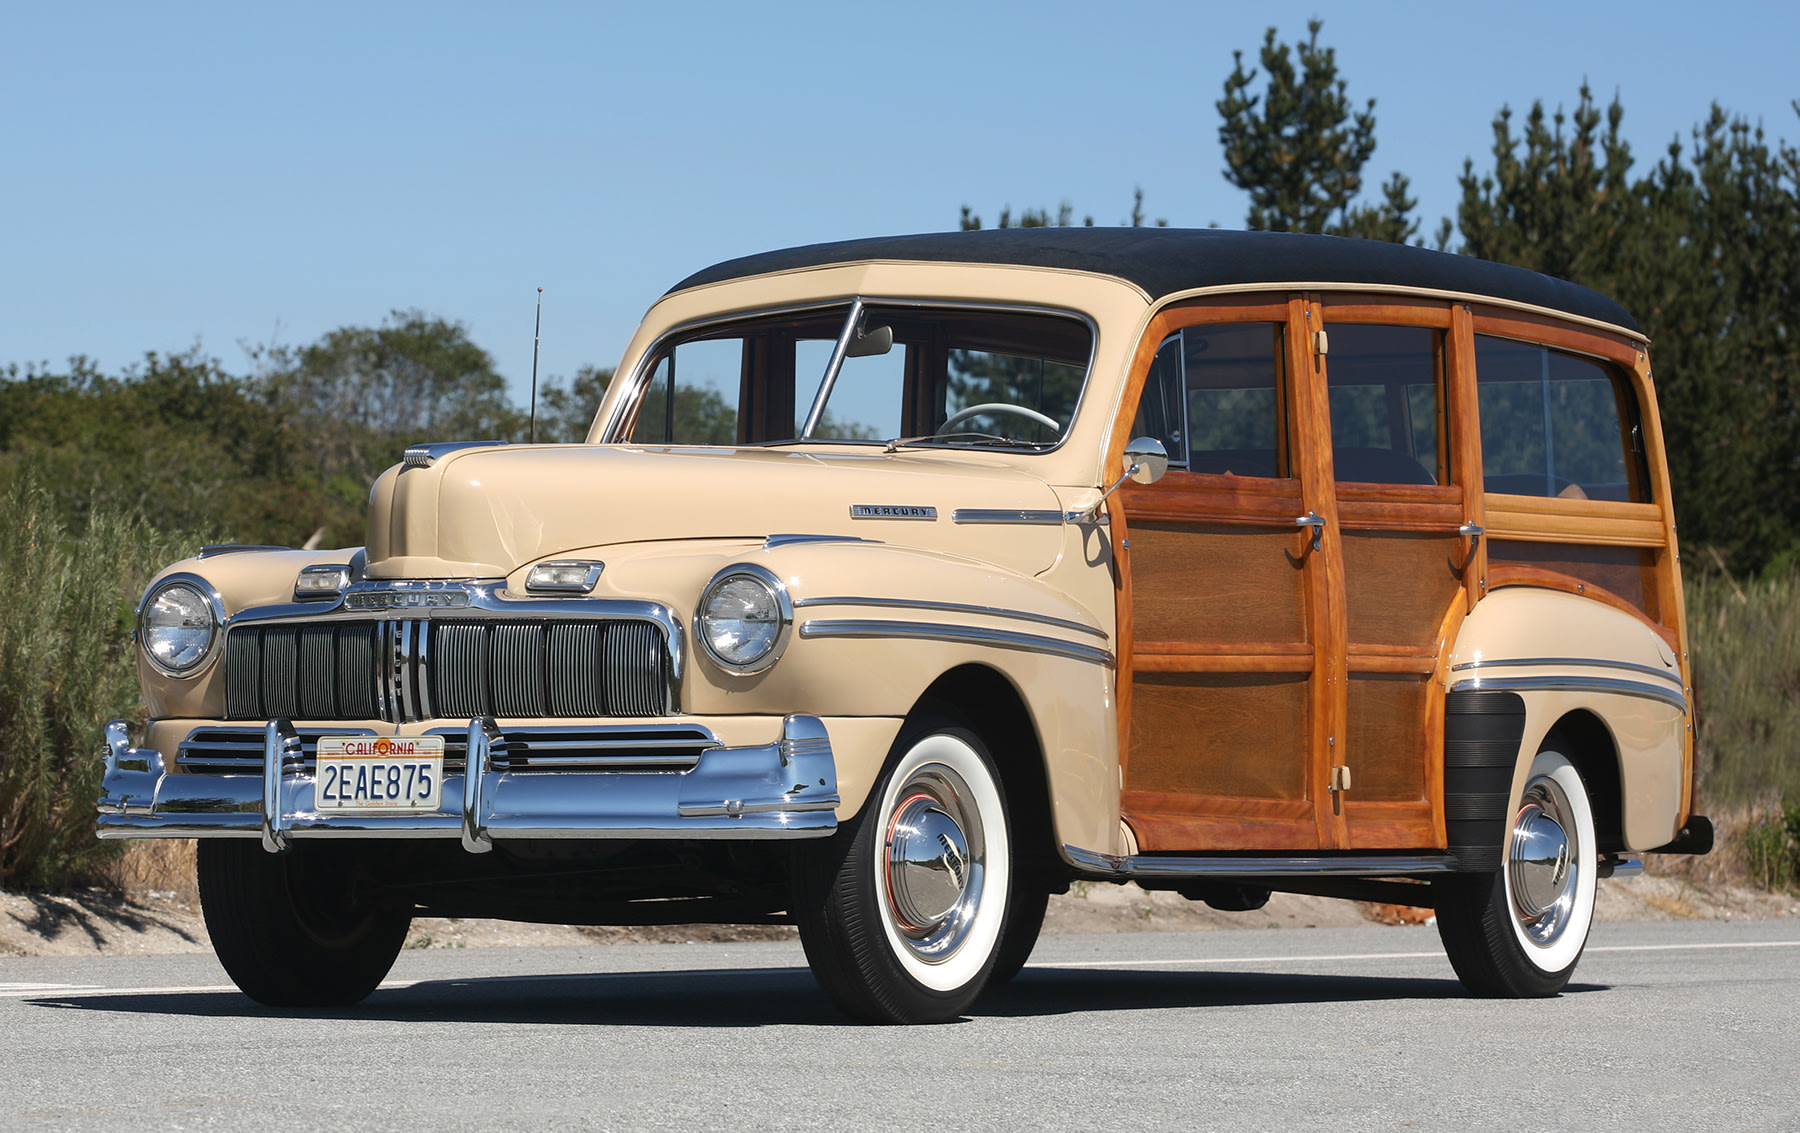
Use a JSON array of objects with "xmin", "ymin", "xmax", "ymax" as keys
[
  {"xmin": 1458, "ymin": 522, "xmax": 1484, "ymax": 569},
  {"xmin": 1295, "ymin": 512, "xmax": 1325, "ymax": 552}
]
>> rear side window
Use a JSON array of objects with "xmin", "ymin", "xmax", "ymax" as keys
[
  {"xmin": 1132, "ymin": 322, "xmax": 1288, "ymax": 478},
  {"xmin": 1475, "ymin": 337, "xmax": 1646, "ymax": 502}
]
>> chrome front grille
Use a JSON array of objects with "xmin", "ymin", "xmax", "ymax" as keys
[
  {"xmin": 175, "ymin": 724, "xmax": 717, "ymax": 775},
  {"xmin": 223, "ymin": 618, "xmax": 671, "ymax": 723}
]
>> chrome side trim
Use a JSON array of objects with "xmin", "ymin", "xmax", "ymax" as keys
[
  {"xmin": 402, "ymin": 440, "xmax": 507, "ymax": 468},
  {"xmin": 799, "ymin": 618, "xmax": 1114, "ymax": 667},
  {"xmin": 1448, "ymin": 674, "xmax": 1689, "ymax": 714},
  {"xmin": 951, "ymin": 508, "xmax": 1108, "ymax": 527},
  {"xmin": 1450, "ymin": 656, "xmax": 1684, "ymax": 688},
  {"xmin": 99, "ymin": 715, "xmax": 841, "ymax": 843},
  {"xmin": 765, "ymin": 534, "xmax": 881, "ymax": 549},
  {"xmin": 197, "ymin": 544, "xmax": 291, "ymax": 559},
  {"xmin": 1063, "ymin": 845, "xmax": 1457, "ymax": 877},
  {"xmin": 793, "ymin": 596, "xmax": 1109, "ymax": 639}
]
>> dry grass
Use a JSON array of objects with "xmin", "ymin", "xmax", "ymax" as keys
[{"xmin": 95, "ymin": 839, "xmax": 198, "ymax": 903}]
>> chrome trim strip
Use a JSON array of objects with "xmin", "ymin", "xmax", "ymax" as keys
[
  {"xmin": 799, "ymin": 618, "xmax": 1113, "ymax": 667},
  {"xmin": 1448, "ymin": 674, "xmax": 1689, "ymax": 714},
  {"xmin": 801, "ymin": 297, "xmax": 865, "ymax": 438},
  {"xmin": 764, "ymin": 533, "xmax": 881, "ymax": 549},
  {"xmin": 1450, "ymin": 656, "xmax": 1683, "ymax": 688},
  {"xmin": 99, "ymin": 716, "xmax": 841, "ymax": 843},
  {"xmin": 402, "ymin": 440, "xmax": 507, "ymax": 468},
  {"xmin": 1063, "ymin": 844, "xmax": 1457, "ymax": 877},
  {"xmin": 793, "ymin": 596, "xmax": 1109, "ymax": 639},
  {"xmin": 599, "ymin": 298, "xmax": 1099, "ymax": 457},
  {"xmin": 197, "ymin": 544, "xmax": 291, "ymax": 559},
  {"xmin": 414, "ymin": 619, "xmax": 434, "ymax": 720},
  {"xmin": 951, "ymin": 508, "xmax": 1063, "ymax": 525}
]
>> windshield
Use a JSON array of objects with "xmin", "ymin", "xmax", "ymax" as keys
[{"xmin": 624, "ymin": 302, "xmax": 1092, "ymax": 450}]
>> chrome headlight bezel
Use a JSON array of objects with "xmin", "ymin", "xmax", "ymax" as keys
[
  {"xmin": 136, "ymin": 572, "xmax": 226, "ymax": 679},
  {"xmin": 694, "ymin": 563, "xmax": 792, "ymax": 675}
]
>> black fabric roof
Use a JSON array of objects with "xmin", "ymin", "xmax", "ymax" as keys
[{"xmin": 668, "ymin": 227, "xmax": 1641, "ymax": 335}]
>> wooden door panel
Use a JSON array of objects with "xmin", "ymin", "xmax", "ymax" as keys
[
  {"xmin": 1127, "ymin": 671, "xmax": 1311, "ymax": 800},
  {"xmin": 1129, "ymin": 521, "xmax": 1308, "ymax": 646},
  {"xmin": 1341, "ymin": 531, "xmax": 1462, "ymax": 647}
]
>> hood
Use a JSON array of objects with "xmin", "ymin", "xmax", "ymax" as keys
[{"xmin": 364, "ymin": 444, "xmax": 1070, "ymax": 579}]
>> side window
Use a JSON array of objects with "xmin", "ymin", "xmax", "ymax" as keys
[
  {"xmin": 1324, "ymin": 324, "xmax": 1444, "ymax": 485},
  {"xmin": 1475, "ymin": 336, "xmax": 1645, "ymax": 501},
  {"xmin": 631, "ymin": 338, "xmax": 741, "ymax": 444},
  {"xmin": 1131, "ymin": 322, "xmax": 1287, "ymax": 479}
]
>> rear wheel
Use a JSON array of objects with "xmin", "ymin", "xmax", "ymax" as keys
[
  {"xmin": 198, "ymin": 841, "xmax": 411, "ymax": 1007},
  {"xmin": 793, "ymin": 721, "xmax": 1012, "ymax": 1023},
  {"xmin": 1436, "ymin": 750, "xmax": 1598, "ymax": 997}
]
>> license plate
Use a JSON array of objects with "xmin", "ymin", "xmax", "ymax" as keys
[{"xmin": 315, "ymin": 735, "xmax": 444, "ymax": 812}]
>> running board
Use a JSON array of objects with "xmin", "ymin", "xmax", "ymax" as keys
[{"xmin": 1063, "ymin": 844, "xmax": 1457, "ymax": 879}]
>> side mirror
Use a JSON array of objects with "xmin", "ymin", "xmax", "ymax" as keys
[
  {"xmin": 1075, "ymin": 436, "xmax": 1172, "ymax": 524},
  {"xmin": 1123, "ymin": 436, "xmax": 1169, "ymax": 485}
]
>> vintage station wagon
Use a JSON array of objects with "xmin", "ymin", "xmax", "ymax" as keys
[{"xmin": 100, "ymin": 228, "xmax": 1711, "ymax": 1023}]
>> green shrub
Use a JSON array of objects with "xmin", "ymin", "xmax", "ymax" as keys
[
  {"xmin": 0, "ymin": 470, "xmax": 198, "ymax": 889},
  {"xmin": 1686, "ymin": 568, "xmax": 1800, "ymax": 807},
  {"xmin": 1743, "ymin": 801, "xmax": 1800, "ymax": 892}
]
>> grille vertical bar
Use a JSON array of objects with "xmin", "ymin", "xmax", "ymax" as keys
[
  {"xmin": 434, "ymin": 623, "xmax": 489, "ymax": 718},
  {"xmin": 337, "ymin": 624, "xmax": 377, "ymax": 718},
  {"xmin": 605, "ymin": 622, "xmax": 665, "ymax": 715},
  {"xmin": 547, "ymin": 622, "xmax": 604, "ymax": 716},
  {"xmin": 261, "ymin": 628, "xmax": 298, "ymax": 718},
  {"xmin": 225, "ymin": 628, "xmax": 262, "ymax": 717},
  {"xmin": 491, "ymin": 624, "xmax": 545, "ymax": 716},
  {"xmin": 297, "ymin": 626, "xmax": 337, "ymax": 717}
]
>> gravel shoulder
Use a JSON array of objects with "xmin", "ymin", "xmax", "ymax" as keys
[{"xmin": 4, "ymin": 869, "xmax": 1794, "ymax": 958}]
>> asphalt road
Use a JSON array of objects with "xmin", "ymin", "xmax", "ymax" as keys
[{"xmin": 3, "ymin": 919, "xmax": 1796, "ymax": 1131}]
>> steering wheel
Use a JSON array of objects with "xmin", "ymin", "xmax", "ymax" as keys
[{"xmin": 937, "ymin": 402, "xmax": 1062, "ymax": 435}]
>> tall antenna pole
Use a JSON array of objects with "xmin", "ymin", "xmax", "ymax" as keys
[{"xmin": 528, "ymin": 286, "xmax": 543, "ymax": 444}]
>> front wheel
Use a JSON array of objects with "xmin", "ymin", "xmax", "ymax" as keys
[
  {"xmin": 1436, "ymin": 750, "xmax": 1598, "ymax": 997},
  {"xmin": 793, "ymin": 722, "xmax": 1012, "ymax": 1023},
  {"xmin": 198, "ymin": 841, "xmax": 411, "ymax": 1007}
]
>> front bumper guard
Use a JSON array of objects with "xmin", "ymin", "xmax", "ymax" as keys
[{"xmin": 97, "ymin": 715, "xmax": 841, "ymax": 850}]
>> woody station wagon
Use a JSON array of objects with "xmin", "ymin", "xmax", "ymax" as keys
[{"xmin": 100, "ymin": 228, "xmax": 1712, "ymax": 1023}]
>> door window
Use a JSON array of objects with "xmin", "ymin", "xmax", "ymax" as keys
[
  {"xmin": 1324, "ymin": 324, "xmax": 1444, "ymax": 485},
  {"xmin": 1131, "ymin": 322, "xmax": 1288, "ymax": 478}
]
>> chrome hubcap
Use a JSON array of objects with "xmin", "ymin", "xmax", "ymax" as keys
[
  {"xmin": 883, "ymin": 763, "xmax": 984, "ymax": 962},
  {"xmin": 1508, "ymin": 776, "xmax": 1579, "ymax": 946}
]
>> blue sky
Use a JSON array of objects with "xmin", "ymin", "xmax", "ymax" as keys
[{"xmin": 4, "ymin": 1, "xmax": 1797, "ymax": 404}]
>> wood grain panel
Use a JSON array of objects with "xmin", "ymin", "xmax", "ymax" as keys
[
  {"xmin": 1341, "ymin": 531, "xmax": 1463, "ymax": 647},
  {"xmin": 1345, "ymin": 672, "xmax": 1429, "ymax": 802},
  {"xmin": 1340, "ymin": 800, "xmax": 1439, "ymax": 849},
  {"xmin": 1319, "ymin": 296, "xmax": 1454, "ymax": 328},
  {"xmin": 1126, "ymin": 671, "xmax": 1310, "ymax": 800},
  {"xmin": 1123, "ymin": 795, "xmax": 1320, "ymax": 852},
  {"xmin": 1483, "ymin": 496, "xmax": 1666, "ymax": 546},
  {"xmin": 1128, "ymin": 522, "xmax": 1309, "ymax": 645}
]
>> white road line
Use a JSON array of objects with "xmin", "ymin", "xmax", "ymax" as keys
[
  {"xmin": 1036, "ymin": 939, "xmax": 1800, "ymax": 970},
  {"xmin": 0, "ymin": 979, "xmax": 422, "ymax": 1000}
]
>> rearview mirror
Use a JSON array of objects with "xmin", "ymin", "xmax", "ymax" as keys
[{"xmin": 845, "ymin": 324, "xmax": 894, "ymax": 358}]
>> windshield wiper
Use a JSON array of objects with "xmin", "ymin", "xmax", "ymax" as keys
[{"xmin": 883, "ymin": 432, "xmax": 1048, "ymax": 453}]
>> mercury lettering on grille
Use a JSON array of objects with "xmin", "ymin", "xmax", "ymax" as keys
[{"xmin": 224, "ymin": 619, "xmax": 670, "ymax": 722}]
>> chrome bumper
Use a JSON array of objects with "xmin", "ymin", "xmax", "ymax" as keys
[{"xmin": 97, "ymin": 714, "xmax": 840, "ymax": 849}]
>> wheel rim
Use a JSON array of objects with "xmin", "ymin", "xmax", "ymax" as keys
[
  {"xmin": 882, "ymin": 762, "xmax": 985, "ymax": 963},
  {"xmin": 1508, "ymin": 774, "xmax": 1579, "ymax": 946}
]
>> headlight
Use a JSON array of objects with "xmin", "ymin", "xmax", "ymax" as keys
[
  {"xmin": 138, "ymin": 575, "xmax": 222, "ymax": 677},
  {"xmin": 695, "ymin": 564, "xmax": 791, "ymax": 674}
]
